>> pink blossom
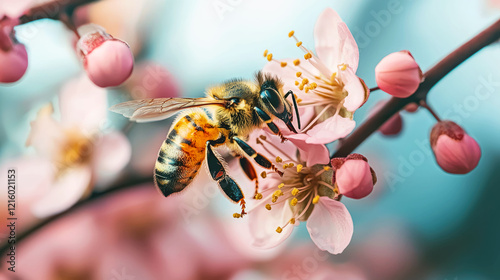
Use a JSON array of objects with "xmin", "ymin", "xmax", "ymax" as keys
[
  {"xmin": 247, "ymin": 129, "xmax": 353, "ymax": 255},
  {"xmin": 375, "ymin": 51, "xmax": 422, "ymax": 98},
  {"xmin": 430, "ymin": 121, "xmax": 481, "ymax": 174},
  {"xmin": 331, "ymin": 154, "xmax": 376, "ymax": 199},
  {"xmin": 263, "ymin": 8, "xmax": 369, "ymax": 144},
  {"xmin": 77, "ymin": 24, "xmax": 134, "ymax": 88},
  {"xmin": 23, "ymin": 75, "xmax": 131, "ymax": 217},
  {"xmin": 0, "ymin": 16, "xmax": 28, "ymax": 83}
]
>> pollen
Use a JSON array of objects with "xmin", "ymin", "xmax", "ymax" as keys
[
  {"xmin": 261, "ymin": 171, "xmax": 267, "ymax": 178},
  {"xmin": 298, "ymin": 85, "xmax": 304, "ymax": 91},
  {"xmin": 340, "ymin": 63, "xmax": 348, "ymax": 71},
  {"xmin": 274, "ymin": 190, "xmax": 283, "ymax": 197},
  {"xmin": 304, "ymin": 53, "xmax": 312, "ymax": 60},
  {"xmin": 331, "ymin": 72, "xmax": 337, "ymax": 80},
  {"xmin": 255, "ymin": 193, "xmax": 263, "ymax": 200},
  {"xmin": 288, "ymin": 163, "xmax": 294, "ymax": 167},
  {"xmin": 233, "ymin": 213, "xmax": 241, "ymax": 218},
  {"xmin": 288, "ymin": 30, "xmax": 295, "ymax": 37},
  {"xmin": 265, "ymin": 204, "xmax": 272, "ymax": 210},
  {"xmin": 283, "ymin": 163, "xmax": 289, "ymax": 169},
  {"xmin": 296, "ymin": 164, "xmax": 303, "ymax": 172},
  {"xmin": 310, "ymin": 82, "xmax": 318, "ymax": 89},
  {"xmin": 295, "ymin": 81, "xmax": 299, "ymax": 86},
  {"xmin": 267, "ymin": 53, "xmax": 273, "ymax": 61},
  {"xmin": 278, "ymin": 183, "xmax": 284, "ymax": 189},
  {"xmin": 291, "ymin": 188, "xmax": 299, "ymax": 196},
  {"xmin": 297, "ymin": 98, "xmax": 302, "ymax": 103},
  {"xmin": 296, "ymin": 72, "xmax": 302, "ymax": 77},
  {"xmin": 296, "ymin": 41, "xmax": 302, "ymax": 47},
  {"xmin": 302, "ymin": 78, "xmax": 309, "ymax": 84},
  {"xmin": 276, "ymin": 156, "xmax": 283, "ymax": 163},
  {"xmin": 281, "ymin": 61, "xmax": 287, "ymax": 67},
  {"xmin": 312, "ymin": 195, "xmax": 320, "ymax": 204},
  {"xmin": 263, "ymin": 49, "xmax": 268, "ymax": 57},
  {"xmin": 272, "ymin": 196, "xmax": 278, "ymax": 203},
  {"xmin": 323, "ymin": 166, "xmax": 331, "ymax": 171},
  {"xmin": 290, "ymin": 197, "xmax": 298, "ymax": 206},
  {"xmin": 293, "ymin": 59, "xmax": 300, "ymax": 66},
  {"xmin": 276, "ymin": 227, "xmax": 283, "ymax": 233},
  {"xmin": 305, "ymin": 87, "xmax": 310, "ymax": 93},
  {"xmin": 290, "ymin": 218, "xmax": 296, "ymax": 224}
]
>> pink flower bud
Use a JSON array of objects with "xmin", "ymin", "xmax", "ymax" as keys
[
  {"xmin": 126, "ymin": 62, "xmax": 180, "ymax": 99},
  {"xmin": 77, "ymin": 24, "xmax": 133, "ymax": 88},
  {"xmin": 375, "ymin": 51, "xmax": 422, "ymax": 98},
  {"xmin": 430, "ymin": 121, "xmax": 481, "ymax": 174},
  {"xmin": 0, "ymin": 17, "xmax": 27, "ymax": 83},
  {"xmin": 404, "ymin": 102, "xmax": 419, "ymax": 113},
  {"xmin": 332, "ymin": 154, "xmax": 377, "ymax": 199},
  {"xmin": 370, "ymin": 100, "xmax": 403, "ymax": 136}
]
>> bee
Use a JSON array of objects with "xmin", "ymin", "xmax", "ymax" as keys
[{"xmin": 110, "ymin": 72, "xmax": 300, "ymax": 217}]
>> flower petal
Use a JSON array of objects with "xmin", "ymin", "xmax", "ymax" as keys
[
  {"xmin": 249, "ymin": 199, "xmax": 296, "ymax": 249},
  {"xmin": 339, "ymin": 67, "xmax": 366, "ymax": 112},
  {"xmin": 31, "ymin": 166, "xmax": 92, "ymax": 218},
  {"xmin": 91, "ymin": 131, "xmax": 131, "ymax": 178},
  {"xmin": 314, "ymin": 8, "xmax": 359, "ymax": 72},
  {"xmin": 59, "ymin": 75, "xmax": 108, "ymax": 133},
  {"xmin": 306, "ymin": 197, "xmax": 353, "ymax": 254},
  {"xmin": 25, "ymin": 105, "xmax": 65, "ymax": 160},
  {"xmin": 285, "ymin": 133, "xmax": 330, "ymax": 166},
  {"xmin": 306, "ymin": 114, "xmax": 356, "ymax": 144}
]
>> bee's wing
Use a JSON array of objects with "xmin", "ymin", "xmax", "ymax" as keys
[{"xmin": 110, "ymin": 98, "xmax": 226, "ymax": 123}]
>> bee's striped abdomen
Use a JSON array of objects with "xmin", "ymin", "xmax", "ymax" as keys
[{"xmin": 154, "ymin": 110, "xmax": 220, "ymax": 197}]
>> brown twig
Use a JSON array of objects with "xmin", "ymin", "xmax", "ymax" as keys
[{"xmin": 18, "ymin": 0, "xmax": 97, "ymax": 24}]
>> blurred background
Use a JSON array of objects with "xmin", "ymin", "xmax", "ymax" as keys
[{"xmin": 1, "ymin": 0, "xmax": 500, "ymax": 279}]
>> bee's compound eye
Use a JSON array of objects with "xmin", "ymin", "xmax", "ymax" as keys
[{"xmin": 261, "ymin": 89, "xmax": 284, "ymax": 114}]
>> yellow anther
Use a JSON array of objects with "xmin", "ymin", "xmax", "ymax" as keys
[
  {"xmin": 290, "ymin": 218, "xmax": 296, "ymax": 224},
  {"xmin": 261, "ymin": 171, "xmax": 267, "ymax": 178},
  {"xmin": 288, "ymin": 163, "xmax": 294, "ymax": 167},
  {"xmin": 312, "ymin": 195, "xmax": 320, "ymax": 204},
  {"xmin": 293, "ymin": 59, "xmax": 300, "ymax": 66},
  {"xmin": 296, "ymin": 72, "xmax": 302, "ymax": 77},
  {"xmin": 278, "ymin": 183, "xmax": 284, "ymax": 189},
  {"xmin": 323, "ymin": 166, "xmax": 331, "ymax": 171},
  {"xmin": 280, "ymin": 61, "xmax": 287, "ymax": 67},
  {"xmin": 255, "ymin": 193, "xmax": 263, "ymax": 200},
  {"xmin": 267, "ymin": 53, "xmax": 273, "ymax": 61},
  {"xmin": 259, "ymin": 135, "xmax": 267, "ymax": 140},
  {"xmin": 265, "ymin": 204, "xmax": 272, "ymax": 210},
  {"xmin": 288, "ymin": 30, "xmax": 295, "ymax": 37},
  {"xmin": 276, "ymin": 227, "xmax": 283, "ymax": 233},
  {"xmin": 296, "ymin": 41, "xmax": 302, "ymax": 47},
  {"xmin": 276, "ymin": 156, "xmax": 283, "ymax": 163},
  {"xmin": 272, "ymin": 196, "xmax": 278, "ymax": 203},
  {"xmin": 302, "ymin": 78, "xmax": 309, "ymax": 84},
  {"xmin": 331, "ymin": 72, "xmax": 337, "ymax": 79},
  {"xmin": 299, "ymin": 85, "xmax": 304, "ymax": 91},
  {"xmin": 274, "ymin": 190, "xmax": 283, "ymax": 197},
  {"xmin": 340, "ymin": 64, "xmax": 347, "ymax": 71},
  {"xmin": 291, "ymin": 188, "xmax": 299, "ymax": 196},
  {"xmin": 283, "ymin": 164, "xmax": 289, "ymax": 169},
  {"xmin": 290, "ymin": 197, "xmax": 298, "ymax": 206},
  {"xmin": 310, "ymin": 82, "xmax": 318, "ymax": 89},
  {"xmin": 305, "ymin": 87, "xmax": 310, "ymax": 93},
  {"xmin": 297, "ymin": 98, "xmax": 302, "ymax": 103},
  {"xmin": 233, "ymin": 213, "xmax": 241, "ymax": 218},
  {"xmin": 304, "ymin": 53, "xmax": 312, "ymax": 60},
  {"xmin": 294, "ymin": 81, "xmax": 299, "ymax": 86},
  {"xmin": 263, "ymin": 49, "xmax": 268, "ymax": 57},
  {"xmin": 296, "ymin": 164, "xmax": 303, "ymax": 173}
]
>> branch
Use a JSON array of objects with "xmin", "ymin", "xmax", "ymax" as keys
[
  {"xmin": 18, "ymin": 0, "xmax": 98, "ymax": 24},
  {"xmin": 333, "ymin": 18, "xmax": 500, "ymax": 158}
]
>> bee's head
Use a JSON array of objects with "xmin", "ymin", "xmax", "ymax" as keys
[{"xmin": 258, "ymin": 73, "xmax": 298, "ymax": 133}]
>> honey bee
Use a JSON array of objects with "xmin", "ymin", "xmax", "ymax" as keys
[{"xmin": 110, "ymin": 72, "xmax": 300, "ymax": 217}]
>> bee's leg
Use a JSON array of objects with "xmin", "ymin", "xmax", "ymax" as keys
[
  {"xmin": 206, "ymin": 141, "xmax": 246, "ymax": 217},
  {"xmin": 238, "ymin": 156, "xmax": 260, "ymax": 199},
  {"xmin": 254, "ymin": 107, "xmax": 287, "ymax": 142},
  {"xmin": 232, "ymin": 136, "xmax": 284, "ymax": 177},
  {"xmin": 284, "ymin": 90, "xmax": 301, "ymax": 130}
]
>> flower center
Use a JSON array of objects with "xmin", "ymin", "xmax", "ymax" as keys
[
  {"xmin": 251, "ymin": 134, "xmax": 338, "ymax": 233},
  {"xmin": 59, "ymin": 129, "xmax": 94, "ymax": 169}
]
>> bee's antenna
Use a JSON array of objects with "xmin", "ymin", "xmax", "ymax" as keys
[{"xmin": 285, "ymin": 90, "xmax": 301, "ymax": 130}]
